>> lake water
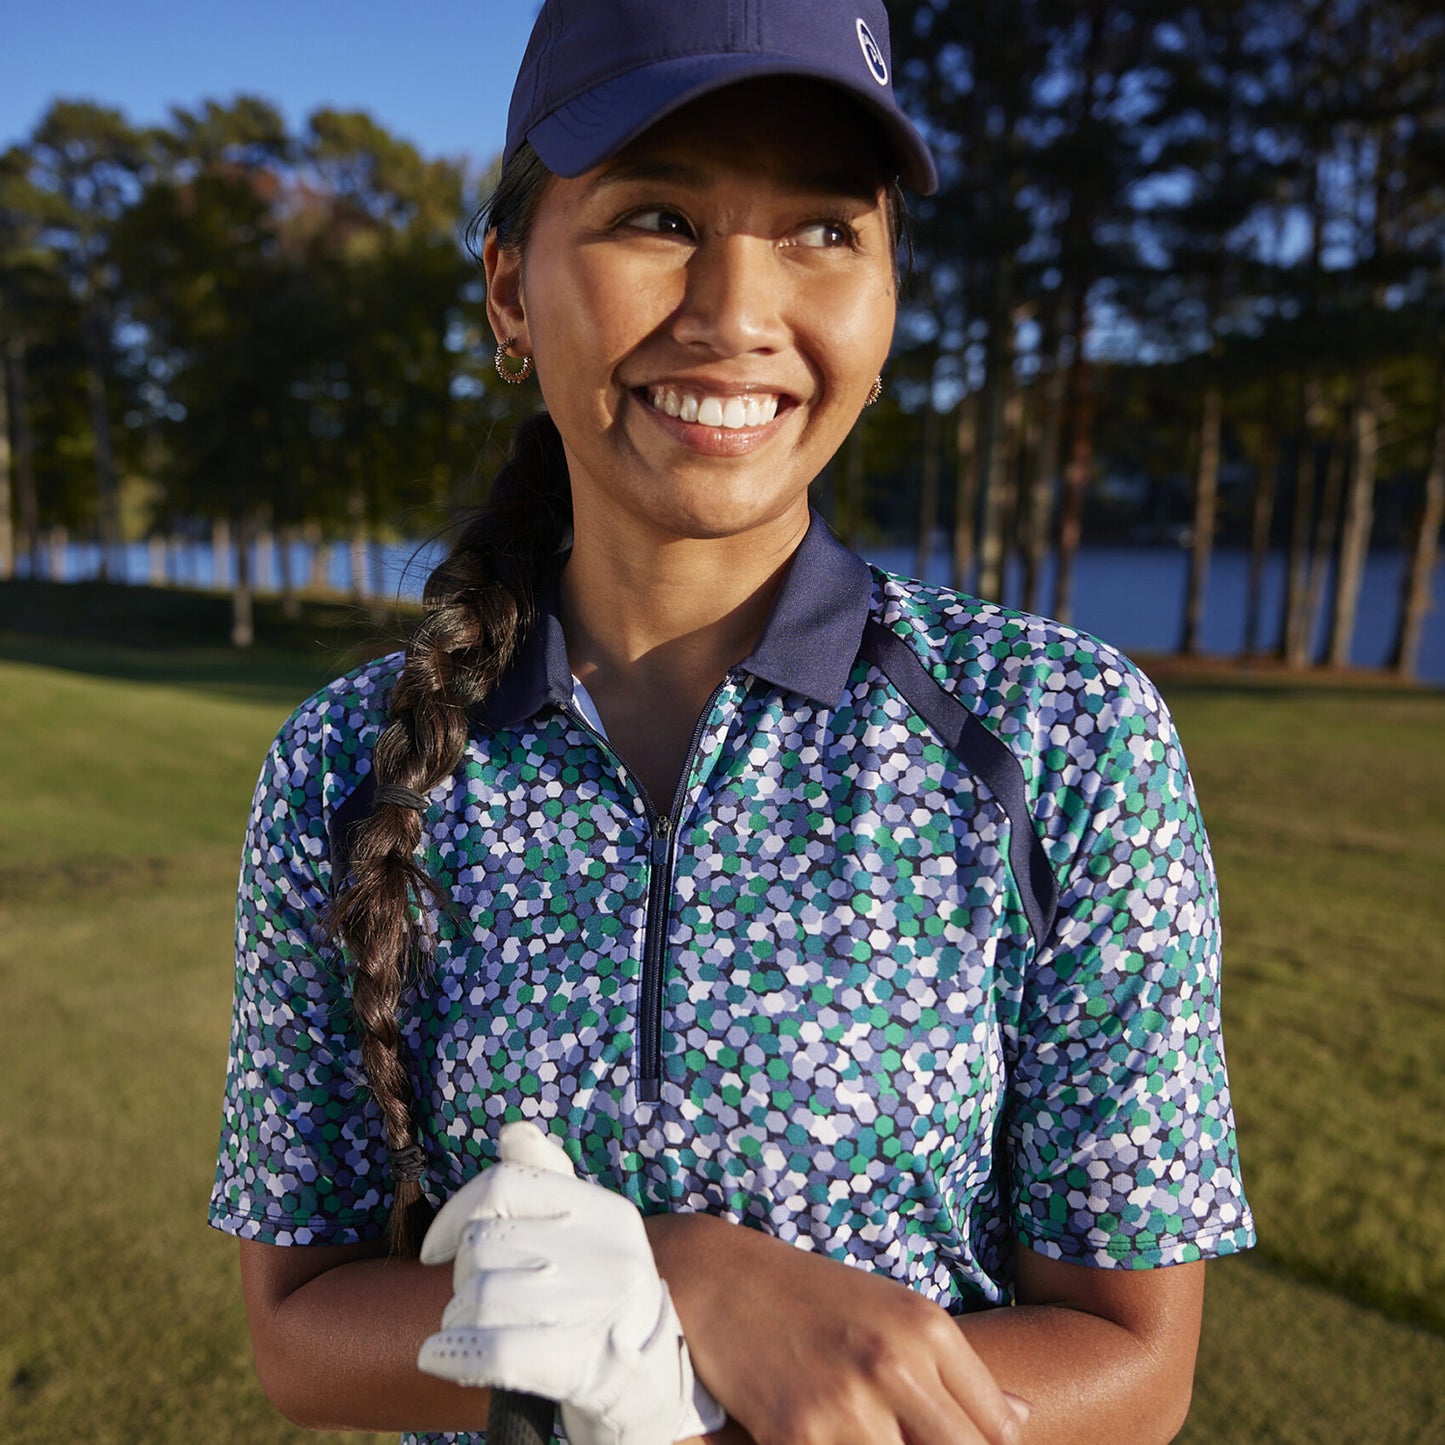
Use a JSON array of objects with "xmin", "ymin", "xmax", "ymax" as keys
[{"xmin": 26, "ymin": 536, "xmax": 1445, "ymax": 686}]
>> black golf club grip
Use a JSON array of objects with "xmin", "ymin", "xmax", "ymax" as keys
[{"xmin": 487, "ymin": 1387, "xmax": 556, "ymax": 1445}]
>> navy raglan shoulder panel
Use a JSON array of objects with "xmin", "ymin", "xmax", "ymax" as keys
[{"xmin": 860, "ymin": 617, "xmax": 1059, "ymax": 947}]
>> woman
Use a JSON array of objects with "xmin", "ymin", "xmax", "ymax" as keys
[{"xmin": 210, "ymin": 3, "xmax": 1254, "ymax": 1442}]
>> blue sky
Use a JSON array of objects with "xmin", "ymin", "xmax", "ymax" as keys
[{"xmin": 4, "ymin": 0, "xmax": 542, "ymax": 167}]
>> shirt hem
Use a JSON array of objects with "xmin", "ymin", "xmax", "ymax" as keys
[
  {"xmin": 208, "ymin": 1200, "xmax": 387, "ymax": 1246},
  {"xmin": 1017, "ymin": 1212, "xmax": 1256, "ymax": 1269}
]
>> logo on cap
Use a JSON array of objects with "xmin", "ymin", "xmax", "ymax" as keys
[{"xmin": 856, "ymin": 19, "xmax": 888, "ymax": 86}]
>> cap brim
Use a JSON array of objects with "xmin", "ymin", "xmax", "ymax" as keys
[{"xmin": 523, "ymin": 53, "xmax": 938, "ymax": 195}]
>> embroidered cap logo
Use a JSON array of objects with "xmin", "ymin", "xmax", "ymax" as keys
[{"xmin": 856, "ymin": 18, "xmax": 888, "ymax": 86}]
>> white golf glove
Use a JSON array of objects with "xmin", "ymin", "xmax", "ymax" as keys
[{"xmin": 417, "ymin": 1120, "xmax": 726, "ymax": 1445}]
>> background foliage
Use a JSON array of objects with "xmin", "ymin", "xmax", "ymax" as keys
[{"xmin": 1, "ymin": 0, "xmax": 1442, "ymax": 670}]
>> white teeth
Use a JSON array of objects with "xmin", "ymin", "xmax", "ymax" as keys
[{"xmin": 648, "ymin": 387, "xmax": 780, "ymax": 430}]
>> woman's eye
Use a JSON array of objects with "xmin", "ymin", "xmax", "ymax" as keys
[
  {"xmin": 793, "ymin": 220, "xmax": 856, "ymax": 249},
  {"xmin": 626, "ymin": 208, "xmax": 693, "ymax": 238}
]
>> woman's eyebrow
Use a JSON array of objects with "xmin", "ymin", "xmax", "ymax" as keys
[{"xmin": 587, "ymin": 156, "xmax": 881, "ymax": 203}]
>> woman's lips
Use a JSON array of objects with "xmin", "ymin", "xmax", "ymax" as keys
[{"xmin": 634, "ymin": 385, "xmax": 793, "ymax": 456}]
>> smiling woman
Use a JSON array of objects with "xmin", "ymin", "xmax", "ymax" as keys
[
  {"xmin": 208, "ymin": 4, "xmax": 1254, "ymax": 1445},
  {"xmin": 488, "ymin": 81, "xmax": 895, "ymax": 554}
]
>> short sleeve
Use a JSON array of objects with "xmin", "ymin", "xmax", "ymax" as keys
[
  {"xmin": 208, "ymin": 683, "xmax": 394, "ymax": 1246},
  {"xmin": 1007, "ymin": 667, "xmax": 1254, "ymax": 1268}
]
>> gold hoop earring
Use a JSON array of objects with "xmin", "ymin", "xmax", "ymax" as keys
[
  {"xmin": 865, "ymin": 375, "xmax": 883, "ymax": 407},
  {"xmin": 495, "ymin": 337, "xmax": 534, "ymax": 385}
]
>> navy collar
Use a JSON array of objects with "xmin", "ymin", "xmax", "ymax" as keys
[{"xmin": 475, "ymin": 510, "xmax": 874, "ymax": 730}]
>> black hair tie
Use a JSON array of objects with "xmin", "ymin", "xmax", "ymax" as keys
[
  {"xmin": 389, "ymin": 1145, "xmax": 427, "ymax": 1183},
  {"xmin": 374, "ymin": 785, "xmax": 429, "ymax": 812}
]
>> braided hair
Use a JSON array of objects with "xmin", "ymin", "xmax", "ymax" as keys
[{"xmin": 325, "ymin": 144, "xmax": 565, "ymax": 1258}]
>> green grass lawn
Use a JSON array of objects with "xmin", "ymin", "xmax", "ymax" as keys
[{"xmin": 1, "ymin": 589, "xmax": 1442, "ymax": 1443}]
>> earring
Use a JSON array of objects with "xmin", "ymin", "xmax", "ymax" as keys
[
  {"xmin": 865, "ymin": 375, "xmax": 884, "ymax": 407},
  {"xmin": 495, "ymin": 337, "xmax": 534, "ymax": 385}
]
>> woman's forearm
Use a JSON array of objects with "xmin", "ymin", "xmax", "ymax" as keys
[
  {"xmin": 647, "ymin": 1213, "xmax": 1202, "ymax": 1445},
  {"xmin": 242, "ymin": 1217, "xmax": 1198, "ymax": 1443},
  {"xmin": 959, "ymin": 1301, "xmax": 1195, "ymax": 1444},
  {"xmin": 685, "ymin": 1303, "xmax": 1189, "ymax": 1445},
  {"xmin": 242, "ymin": 1246, "xmax": 491, "ymax": 1433}
]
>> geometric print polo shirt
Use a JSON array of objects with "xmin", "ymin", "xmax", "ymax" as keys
[{"xmin": 211, "ymin": 513, "xmax": 1255, "ymax": 1352}]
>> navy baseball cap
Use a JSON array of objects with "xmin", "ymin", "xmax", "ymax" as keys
[{"xmin": 504, "ymin": 0, "xmax": 938, "ymax": 195}]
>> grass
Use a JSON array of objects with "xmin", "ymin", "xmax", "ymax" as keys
[{"xmin": 1, "ymin": 583, "xmax": 1442, "ymax": 1443}]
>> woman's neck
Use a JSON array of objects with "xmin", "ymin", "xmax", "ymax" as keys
[
  {"xmin": 559, "ymin": 504, "xmax": 809, "ymax": 687},
  {"xmin": 557, "ymin": 503, "xmax": 810, "ymax": 811}
]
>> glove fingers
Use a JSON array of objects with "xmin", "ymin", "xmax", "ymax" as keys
[
  {"xmin": 419, "ymin": 1123, "xmax": 577, "ymax": 1266},
  {"xmin": 420, "ymin": 1161, "xmax": 577, "ymax": 1265},
  {"xmin": 498, "ymin": 1120, "xmax": 576, "ymax": 1176},
  {"xmin": 441, "ymin": 1264, "xmax": 561, "ymax": 1330},
  {"xmin": 419, "ymin": 1168, "xmax": 494, "ymax": 1265},
  {"xmin": 418, "ymin": 1322, "xmax": 582, "ymax": 1398}
]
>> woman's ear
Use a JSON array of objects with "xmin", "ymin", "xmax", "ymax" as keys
[{"xmin": 482, "ymin": 231, "xmax": 530, "ymax": 357}]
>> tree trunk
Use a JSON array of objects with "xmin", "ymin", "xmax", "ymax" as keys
[
  {"xmin": 80, "ymin": 305, "xmax": 123, "ymax": 582},
  {"xmin": 148, "ymin": 534, "xmax": 166, "ymax": 587},
  {"xmin": 1388, "ymin": 400, "xmax": 1445, "ymax": 677},
  {"xmin": 1052, "ymin": 351, "xmax": 1094, "ymax": 628},
  {"xmin": 951, "ymin": 394, "xmax": 980, "ymax": 591},
  {"xmin": 306, "ymin": 521, "xmax": 329, "ymax": 591},
  {"xmin": 1305, "ymin": 441, "xmax": 1347, "ymax": 667},
  {"xmin": 279, "ymin": 523, "xmax": 302, "ymax": 620},
  {"xmin": 1023, "ymin": 362, "xmax": 1063, "ymax": 617},
  {"xmin": 0, "ymin": 344, "xmax": 13, "ymax": 581},
  {"xmin": 6, "ymin": 337, "xmax": 40, "ymax": 576},
  {"xmin": 254, "ymin": 527, "xmax": 273, "ymax": 594},
  {"xmin": 1243, "ymin": 426, "xmax": 1280, "ymax": 658},
  {"xmin": 914, "ymin": 405, "xmax": 940, "ymax": 582},
  {"xmin": 348, "ymin": 481, "xmax": 369, "ymax": 603},
  {"xmin": 1180, "ymin": 383, "xmax": 1223, "ymax": 656},
  {"xmin": 212, "ymin": 515, "xmax": 232, "ymax": 589},
  {"xmin": 370, "ymin": 537, "xmax": 390, "ymax": 604},
  {"xmin": 997, "ymin": 381, "xmax": 1025, "ymax": 607},
  {"xmin": 231, "ymin": 509, "xmax": 255, "ymax": 648},
  {"xmin": 48, "ymin": 523, "xmax": 68, "ymax": 582},
  {"xmin": 1325, "ymin": 369, "xmax": 1380, "ymax": 668},
  {"xmin": 976, "ymin": 255, "xmax": 1018, "ymax": 605},
  {"xmin": 1282, "ymin": 378, "xmax": 1324, "ymax": 667}
]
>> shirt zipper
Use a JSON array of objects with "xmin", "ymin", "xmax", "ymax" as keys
[
  {"xmin": 638, "ymin": 814, "xmax": 674, "ymax": 1103},
  {"xmin": 563, "ymin": 676, "xmax": 733, "ymax": 1104},
  {"xmin": 638, "ymin": 679, "xmax": 733, "ymax": 1103}
]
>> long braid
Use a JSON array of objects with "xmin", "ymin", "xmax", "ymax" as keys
[{"xmin": 328, "ymin": 411, "xmax": 571, "ymax": 1257}]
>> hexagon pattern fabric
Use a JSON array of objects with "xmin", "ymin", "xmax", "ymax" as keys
[{"xmin": 211, "ymin": 521, "xmax": 1253, "ymax": 1445}]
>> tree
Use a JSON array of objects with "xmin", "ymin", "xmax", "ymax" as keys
[
  {"xmin": 16, "ymin": 102, "xmax": 149, "ymax": 580},
  {"xmin": 1388, "ymin": 368, "xmax": 1445, "ymax": 677}
]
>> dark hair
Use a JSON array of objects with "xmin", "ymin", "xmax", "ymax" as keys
[
  {"xmin": 326, "ymin": 125, "xmax": 908, "ymax": 1257},
  {"xmin": 326, "ymin": 143, "xmax": 569, "ymax": 1258}
]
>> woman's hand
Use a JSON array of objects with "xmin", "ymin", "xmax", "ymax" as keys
[
  {"xmin": 417, "ymin": 1121, "xmax": 724, "ymax": 1445},
  {"xmin": 647, "ymin": 1213, "xmax": 1030, "ymax": 1445}
]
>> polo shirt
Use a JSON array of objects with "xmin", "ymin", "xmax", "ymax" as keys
[{"xmin": 211, "ymin": 514, "xmax": 1254, "ymax": 1334}]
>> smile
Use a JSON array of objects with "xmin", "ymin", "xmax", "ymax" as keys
[{"xmin": 647, "ymin": 387, "xmax": 781, "ymax": 430}]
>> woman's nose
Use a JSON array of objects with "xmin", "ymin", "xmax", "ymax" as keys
[{"xmin": 671, "ymin": 235, "xmax": 787, "ymax": 356}]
